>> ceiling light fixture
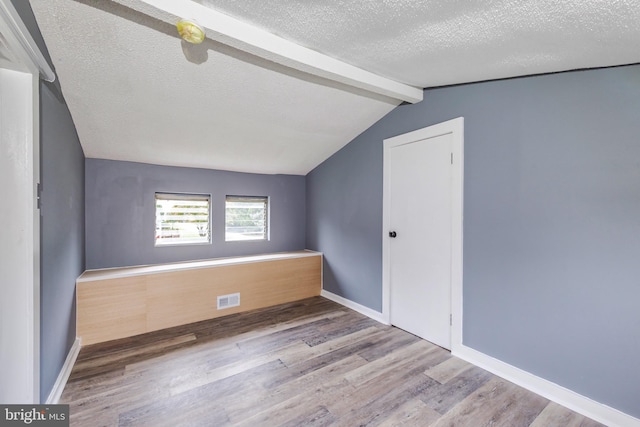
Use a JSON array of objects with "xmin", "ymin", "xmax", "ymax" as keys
[{"xmin": 176, "ymin": 19, "xmax": 205, "ymax": 44}]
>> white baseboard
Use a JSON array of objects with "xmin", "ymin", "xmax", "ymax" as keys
[
  {"xmin": 320, "ymin": 289, "xmax": 388, "ymax": 325},
  {"xmin": 453, "ymin": 345, "xmax": 639, "ymax": 427},
  {"xmin": 320, "ymin": 290, "xmax": 638, "ymax": 426},
  {"xmin": 45, "ymin": 337, "xmax": 81, "ymax": 404}
]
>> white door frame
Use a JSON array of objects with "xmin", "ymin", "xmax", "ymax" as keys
[
  {"xmin": 0, "ymin": 0, "xmax": 54, "ymax": 403},
  {"xmin": 382, "ymin": 117, "xmax": 464, "ymax": 352}
]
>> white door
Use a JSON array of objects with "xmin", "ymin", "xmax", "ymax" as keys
[{"xmin": 383, "ymin": 118, "xmax": 464, "ymax": 351}]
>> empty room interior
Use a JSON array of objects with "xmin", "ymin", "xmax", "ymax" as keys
[{"xmin": 1, "ymin": 0, "xmax": 639, "ymax": 425}]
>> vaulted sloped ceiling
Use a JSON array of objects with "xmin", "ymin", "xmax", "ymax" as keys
[{"xmin": 31, "ymin": 0, "xmax": 640, "ymax": 175}]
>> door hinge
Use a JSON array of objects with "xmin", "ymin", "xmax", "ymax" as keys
[
  {"xmin": 450, "ymin": 153, "xmax": 453, "ymax": 164},
  {"xmin": 450, "ymin": 314, "xmax": 452, "ymax": 326},
  {"xmin": 37, "ymin": 183, "xmax": 42, "ymax": 210}
]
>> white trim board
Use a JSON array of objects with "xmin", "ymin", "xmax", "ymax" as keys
[
  {"xmin": 454, "ymin": 345, "xmax": 640, "ymax": 427},
  {"xmin": 320, "ymin": 290, "xmax": 387, "ymax": 325},
  {"xmin": 46, "ymin": 338, "xmax": 81, "ymax": 404},
  {"xmin": 0, "ymin": 0, "xmax": 55, "ymax": 81}
]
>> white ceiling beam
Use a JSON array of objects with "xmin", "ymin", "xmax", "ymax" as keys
[{"xmin": 114, "ymin": 0, "xmax": 423, "ymax": 104}]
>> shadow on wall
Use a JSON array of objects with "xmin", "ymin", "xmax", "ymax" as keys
[{"xmin": 321, "ymin": 257, "xmax": 341, "ymax": 296}]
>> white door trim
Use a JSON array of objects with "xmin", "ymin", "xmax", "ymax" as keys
[
  {"xmin": 0, "ymin": 0, "xmax": 55, "ymax": 82},
  {"xmin": 0, "ymin": 0, "xmax": 48, "ymax": 403},
  {"xmin": 382, "ymin": 117, "xmax": 464, "ymax": 352}
]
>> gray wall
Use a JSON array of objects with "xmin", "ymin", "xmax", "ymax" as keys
[
  {"xmin": 10, "ymin": 0, "xmax": 86, "ymax": 402},
  {"xmin": 40, "ymin": 82, "xmax": 85, "ymax": 403},
  {"xmin": 306, "ymin": 64, "xmax": 640, "ymax": 417},
  {"xmin": 306, "ymin": 121, "xmax": 383, "ymax": 311},
  {"xmin": 86, "ymin": 159, "xmax": 306, "ymax": 269}
]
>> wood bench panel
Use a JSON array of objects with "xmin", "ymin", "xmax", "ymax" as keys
[
  {"xmin": 77, "ymin": 276, "xmax": 148, "ymax": 345},
  {"xmin": 77, "ymin": 252, "xmax": 322, "ymax": 345}
]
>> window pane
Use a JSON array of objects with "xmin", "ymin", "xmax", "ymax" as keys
[
  {"xmin": 155, "ymin": 193, "xmax": 211, "ymax": 246},
  {"xmin": 225, "ymin": 196, "xmax": 268, "ymax": 241}
]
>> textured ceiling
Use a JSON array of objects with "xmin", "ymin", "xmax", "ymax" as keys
[
  {"xmin": 197, "ymin": 0, "xmax": 640, "ymax": 87},
  {"xmin": 30, "ymin": 0, "xmax": 640, "ymax": 175}
]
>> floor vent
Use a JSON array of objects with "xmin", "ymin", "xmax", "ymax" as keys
[{"xmin": 217, "ymin": 293, "xmax": 240, "ymax": 310}]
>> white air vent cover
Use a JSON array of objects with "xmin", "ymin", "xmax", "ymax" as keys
[{"xmin": 217, "ymin": 293, "xmax": 240, "ymax": 310}]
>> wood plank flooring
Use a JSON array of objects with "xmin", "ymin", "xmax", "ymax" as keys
[{"xmin": 62, "ymin": 297, "xmax": 605, "ymax": 426}]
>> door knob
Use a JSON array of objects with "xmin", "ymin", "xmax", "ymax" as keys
[{"xmin": 389, "ymin": 231, "xmax": 397, "ymax": 238}]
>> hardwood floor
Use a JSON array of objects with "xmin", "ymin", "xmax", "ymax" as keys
[{"xmin": 62, "ymin": 297, "xmax": 605, "ymax": 426}]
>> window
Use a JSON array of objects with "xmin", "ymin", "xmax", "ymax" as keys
[
  {"xmin": 225, "ymin": 196, "xmax": 269, "ymax": 241},
  {"xmin": 155, "ymin": 193, "xmax": 211, "ymax": 246}
]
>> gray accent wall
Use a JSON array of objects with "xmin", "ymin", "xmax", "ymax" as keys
[
  {"xmin": 306, "ymin": 64, "xmax": 640, "ymax": 417},
  {"xmin": 85, "ymin": 159, "xmax": 306, "ymax": 269},
  {"xmin": 10, "ymin": 0, "xmax": 86, "ymax": 402},
  {"xmin": 40, "ymin": 82, "xmax": 85, "ymax": 403},
  {"xmin": 306, "ymin": 122, "xmax": 384, "ymax": 311}
]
